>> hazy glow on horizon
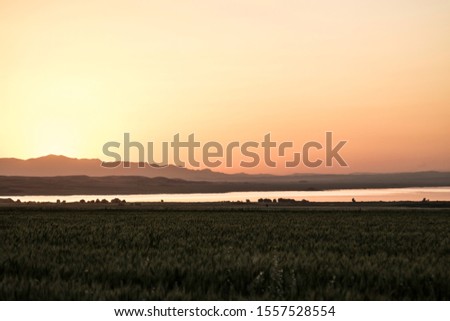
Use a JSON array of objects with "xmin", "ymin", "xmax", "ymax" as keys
[{"xmin": 1, "ymin": 0, "xmax": 449, "ymax": 173}]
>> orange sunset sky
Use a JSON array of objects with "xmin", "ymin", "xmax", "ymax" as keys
[{"xmin": 1, "ymin": 0, "xmax": 449, "ymax": 174}]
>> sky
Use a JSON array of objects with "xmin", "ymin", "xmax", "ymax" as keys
[{"xmin": 1, "ymin": 0, "xmax": 449, "ymax": 174}]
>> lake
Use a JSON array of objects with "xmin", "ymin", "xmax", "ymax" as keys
[{"xmin": 3, "ymin": 187, "xmax": 450, "ymax": 203}]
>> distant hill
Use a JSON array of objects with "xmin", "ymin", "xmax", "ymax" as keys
[
  {"xmin": 0, "ymin": 155, "xmax": 450, "ymax": 181},
  {"xmin": 0, "ymin": 174, "xmax": 449, "ymax": 196},
  {"xmin": 0, "ymin": 155, "xmax": 450, "ymax": 195},
  {"xmin": 0, "ymin": 155, "xmax": 253, "ymax": 181}
]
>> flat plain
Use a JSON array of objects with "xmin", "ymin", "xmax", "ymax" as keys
[{"xmin": 0, "ymin": 203, "xmax": 449, "ymax": 300}]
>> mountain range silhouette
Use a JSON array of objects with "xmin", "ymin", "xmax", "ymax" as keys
[{"xmin": 0, "ymin": 155, "xmax": 450, "ymax": 196}]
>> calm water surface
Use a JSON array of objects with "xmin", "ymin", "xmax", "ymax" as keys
[{"xmin": 3, "ymin": 187, "xmax": 450, "ymax": 203}]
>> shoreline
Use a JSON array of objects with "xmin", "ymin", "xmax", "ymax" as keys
[{"xmin": 1, "ymin": 200, "xmax": 450, "ymax": 211}]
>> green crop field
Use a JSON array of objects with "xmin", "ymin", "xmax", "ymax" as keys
[{"xmin": 0, "ymin": 206, "xmax": 449, "ymax": 300}]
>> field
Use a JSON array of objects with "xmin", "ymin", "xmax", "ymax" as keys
[{"xmin": 0, "ymin": 204, "xmax": 449, "ymax": 300}]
